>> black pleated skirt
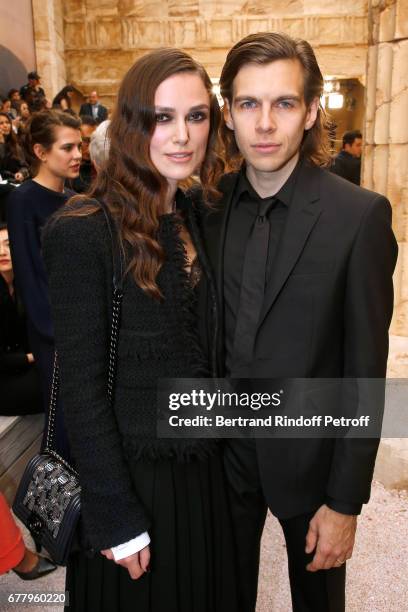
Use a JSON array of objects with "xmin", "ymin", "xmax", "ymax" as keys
[{"xmin": 65, "ymin": 449, "xmax": 239, "ymax": 612}]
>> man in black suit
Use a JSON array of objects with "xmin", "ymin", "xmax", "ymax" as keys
[
  {"xmin": 79, "ymin": 90, "xmax": 108, "ymax": 124},
  {"xmin": 201, "ymin": 33, "xmax": 397, "ymax": 612},
  {"xmin": 331, "ymin": 130, "xmax": 362, "ymax": 185}
]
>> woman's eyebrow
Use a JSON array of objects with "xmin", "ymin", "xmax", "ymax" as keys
[
  {"xmin": 58, "ymin": 140, "xmax": 80, "ymax": 147},
  {"xmin": 154, "ymin": 104, "xmax": 210, "ymax": 112}
]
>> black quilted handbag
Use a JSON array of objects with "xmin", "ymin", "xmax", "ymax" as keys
[{"xmin": 13, "ymin": 202, "xmax": 124, "ymax": 566}]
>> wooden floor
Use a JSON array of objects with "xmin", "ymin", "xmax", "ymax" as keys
[{"xmin": 0, "ymin": 414, "xmax": 44, "ymax": 505}]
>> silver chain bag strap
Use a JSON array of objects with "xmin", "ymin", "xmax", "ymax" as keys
[{"xmin": 13, "ymin": 202, "xmax": 124, "ymax": 566}]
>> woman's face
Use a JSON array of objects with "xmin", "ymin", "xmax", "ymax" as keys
[
  {"xmin": 149, "ymin": 72, "xmax": 210, "ymax": 188},
  {"xmin": 20, "ymin": 103, "xmax": 30, "ymax": 118},
  {"xmin": 0, "ymin": 114, "xmax": 11, "ymax": 136},
  {"xmin": 35, "ymin": 126, "xmax": 82, "ymax": 179},
  {"xmin": 0, "ymin": 229, "xmax": 12, "ymax": 274},
  {"xmin": 1, "ymin": 100, "xmax": 11, "ymax": 113}
]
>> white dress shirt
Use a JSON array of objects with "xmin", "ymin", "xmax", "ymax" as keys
[{"xmin": 111, "ymin": 531, "xmax": 150, "ymax": 561}]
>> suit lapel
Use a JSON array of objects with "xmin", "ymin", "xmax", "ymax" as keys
[
  {"xmin": 258, "ymin": 162, "xmax": 323, "ymax": 327},
  {"xmin": 205, "ymin": 173, "xmax": 240, "ymax": 303}
]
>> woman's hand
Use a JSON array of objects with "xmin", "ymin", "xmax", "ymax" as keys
[
  {"xmin": 101, "ymin": 544, "xmax": 150, "ymax": 580},
  {"xmin": 26, "ymin": 353, "xmax": 35, "ymax": 363}
]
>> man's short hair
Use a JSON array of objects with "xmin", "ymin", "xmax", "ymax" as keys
[
  {"xmin": 219, "ymin": 32, "xmax": 333, "ymax": 167},
  {"xmin": 80, "ymin": 115, "xmax": 98, "ymax": 127},
  {"xmin": 342, "ymin": 130, "xmax": 362, "ymax": 148}
]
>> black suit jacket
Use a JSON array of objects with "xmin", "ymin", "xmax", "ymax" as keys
[
  {"xmin": 200, "ymin": 160, "xmax": 398, "ymax": 518},
  {"xmin": 79, "ymin": 102, "xmax": 108, "ymax": 123}
]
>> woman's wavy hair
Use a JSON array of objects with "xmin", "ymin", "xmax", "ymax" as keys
[
  {"xmin": 63, "ymin": 48, "xmax": 224, "ymax": 300},
  {"xmin": 22, "ymin": 110, "xmax": 81, "ymax": 175},
  {"xmin": 0, "ymin": 112, "xmax": 25, "ymax": 163},
  {"xmin": 220, "ymin": 32, "xmax": 333, "ymax": 169}
]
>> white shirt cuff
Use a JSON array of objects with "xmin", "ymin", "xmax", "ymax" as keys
[{"xmin": 111, "ymin": 531, "xmax": 150, "ymax": 561}]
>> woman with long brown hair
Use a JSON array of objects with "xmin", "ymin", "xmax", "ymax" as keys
[
  {"xmin": 7, "ymin": 110, "xmax": 81, "ymax": 455},
  {"xmin": 0, "ymin": 112, "xmax": 28, "ymax": 182},
  {"xmin": 42, "ymin": 49, "xmax": 238, "ymax": 611}
]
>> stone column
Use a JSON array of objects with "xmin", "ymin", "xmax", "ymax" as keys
[
  {"xmin": 363, "ymin": 0, "xmax": 408, "ymax": 371},
  {"xmin": 364, "ymin": 0, "xmax": 408, "ymax": 490},
  {"xmin": 31, "ymin": 0, "xmax": 66, "ymax": 101}
]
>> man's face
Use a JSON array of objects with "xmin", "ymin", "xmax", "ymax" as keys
[
  {"xmin": 345, "ymin": 137, "xmax": 362, "ymax": 158},
  {"xmin": 224, "ymin": 59, "xmax": 318, "ymax": 173},
  {"xmin": 89, "ymin": 91, "xmax": 98, "ymax": 105},
  {"xmin": 80, "ymin": 123, "xmax": 96, "ymax": 160}
]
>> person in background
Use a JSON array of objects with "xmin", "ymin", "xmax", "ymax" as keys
[
  {"xmin": 79, "ymin": 90, "xmax": 108, "ymax": 124},
  {"xmin": 7, "ymin": 110, "xmax": 81, "ymax": 456},
  {"xmin": 52, "ymin": 85, "xmax": 75, "ymax": 112},
  {"xmin": 0, "ymin": 112, "xmax": 29, "ymax": 183},
  {"xmin": 20, "ymin": 72, "xmax": 46, "ymax": 112},
  {"xmin": 13, "ymin": 101, "xmax": 31, "ymax": 139},
  {"xmin": 0, "ymin": 493, "xmax": 56, "ymax": 580},
  {"xmin": 0, "ymin": 223, "xmax": 43, "ymax": 416},
  {"xmin": 68, "ymin": 115, "xmax": 97, "ymax": 193},
  {"xmin": 1, "ymin": 97, "xmax": 15, "ymax": 120},
  {"xmin": 8, "ymin": 89, "xmax": 21, "ymax": 111},
  {"xmin": 89, "ymin": 119, "xmax": 110, "ymax": 171},
  {"xmin": 331, "ymin": 129, "xmax": 362, "ymax": 185},
  {"xmin": 5, "ymin": 92, "xmax": 21, "ymax": 125}
]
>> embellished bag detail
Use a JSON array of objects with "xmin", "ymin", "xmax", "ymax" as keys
[{"xmin": 13, "ymin": 202, "xmax": 124, "ymax": 566}]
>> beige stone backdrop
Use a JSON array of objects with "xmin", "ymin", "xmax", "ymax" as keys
[
  {"xmin": 363, "ymin": 0, "xmax": 408, "ymax": 345},
  {"xmin": 32, "ymin": 0, "xmax": 66, "ymax": 97},
  {"xmin": 34, "ymin": 0, "xmax": 370, "ymax": 109}
]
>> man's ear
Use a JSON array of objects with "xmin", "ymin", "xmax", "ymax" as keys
[
  {"xmin": 305, "ymin": 97, "xmax": 319, "ymax": 131},
  {"xmin": 223, "ymin": 99, "xmax": 234, "ymax": 131}
]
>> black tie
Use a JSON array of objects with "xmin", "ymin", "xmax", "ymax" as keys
[{"xmin": 231, "ymin": 197, "xmax": 277, "ymax": 372}]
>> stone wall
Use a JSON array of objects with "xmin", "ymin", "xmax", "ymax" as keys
[
  {"xmin": 363, "ymin": 0, "xmax": 408, "ymax": 489},
  {"xmin": 61, "ymin": 0, "xmax": 371, "ymax": 110},
  {"xmin": 363, "ymin": 0, "xmax": 408, "ymax": 356},
  {"xmin": 32, "ymin": 0, "xmax": 67, "ymax": 101}
]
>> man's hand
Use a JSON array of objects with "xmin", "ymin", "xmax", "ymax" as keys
[
  {"xmin": 305, "ymin": 504, "xmax": 357, "ymax": 572},
  {"xmin": 101, "ymin": 545, "xmax": 150, "ymax": 580}
]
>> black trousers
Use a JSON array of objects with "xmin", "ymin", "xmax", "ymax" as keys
[{"xmin": 223, "ymin": 439, "xmax": 346, "ymax": 612}]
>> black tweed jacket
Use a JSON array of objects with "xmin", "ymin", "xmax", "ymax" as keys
[{"xmin": 42, "ymin": 191, "xmax": 218, "ymax": 550}]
